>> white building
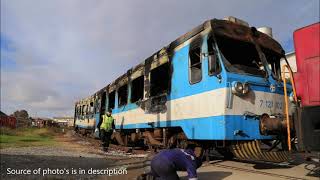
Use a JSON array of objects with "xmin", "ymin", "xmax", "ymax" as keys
[
  {"xmin": 52, "ymin": 117, "xmax": 74, "ymax": 127},
  {"xmin": 281, "ymin": 51, "xmax": 297, "ymax": 77}
]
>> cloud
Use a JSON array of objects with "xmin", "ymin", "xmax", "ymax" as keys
[{"xmin": 1, "ymin": 0, "xmax": 319, "ymax": 117}]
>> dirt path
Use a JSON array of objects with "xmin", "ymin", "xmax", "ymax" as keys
[{"xmin": 0, "ymin": 130, "xmax": 148, "ymax": 180}]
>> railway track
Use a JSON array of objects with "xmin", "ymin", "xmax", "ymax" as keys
[{"xmin": 73, "ymin": 131, "xmax": 317, "ymax": 179}]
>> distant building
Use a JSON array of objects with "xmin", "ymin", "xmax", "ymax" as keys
[
  {"xmin": 52, "ymin": 117, "xmax": 74, "ymax": 127},
  {"xmin": 31, "ymin": 118, "xmax": 55, "ymax": 128},
  {"xmin": 281, "ymin": 51, "xmax": 297, "ymax": 77},
  {"xmin": 0, "ymin": 111, "xmax": 17, "ymax": 128}
]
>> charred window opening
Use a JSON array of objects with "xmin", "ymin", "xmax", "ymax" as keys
[
  {"xmin": 150, "ymin": 63, "xmax": 170, "ymax": 97},
  {"xmin": 131, "ymin": 76, "xmax": 144, "ymax": 102},
  {"xmin": 215, "ymin": 34, "xmax": 266, "ymax": 77},
  {"xmin": 118, "ymin": 84, "xmax": 128, "ymax": 107},
  {"xmin": 76, "ymin": 106, "xmax": 80, "ymax": 118},
  {"xmin": 208, "ymin": 37, "xmax": 221, "ymax": 75},
  {"xmin": 262, "ymin": 47, "xmax": 281, "ymax": 80},
  {"xmin": 94, "ymin": 98, "xmax": 101, "ymax": 114},
  {"xmin": 90, "ymin": 102, "xmax": 94, "ymax": 114},
  {"xmin": 108, "ymin": 91, "xmax": 115, "ymax": 109},
  {"xmin": 189, "ymin": 47, "xmax": 202, "ymax": 84},
  {"xmin": 85, "ymin": 105, "xmax": 89, "ymax": 114},
  {"xmin": 101, "ymin": 92, "xmax": 106, "ymax": 113},
  {"xmin": 82, "ymin": 105, "xmax": 86, "ymax": 115}
]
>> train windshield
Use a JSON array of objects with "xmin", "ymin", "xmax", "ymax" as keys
[
  {"xmin": 262, "ymin": 47, "xmax": 282, "ymax": 80},
  {"xmin": 215, "ymin": 34, "xmax": 266, "ymax": 77}
]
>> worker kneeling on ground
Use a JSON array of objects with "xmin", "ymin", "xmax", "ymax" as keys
[
  {"xmin": 98, "ymin": 109, "xmax": 115, "ymax": 151},
  {"xmin": 139, "ymin": 145, "xmax": 203, "ymax": 180}
]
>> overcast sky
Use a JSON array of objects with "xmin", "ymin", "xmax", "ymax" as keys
[{"xmin": 1, "ymin": 0, "xmax": 319, "ymax": 117}]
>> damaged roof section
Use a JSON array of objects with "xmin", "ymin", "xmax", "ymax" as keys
[{"xmin": 211, "ymin": 19, "xmax": 283, "ymax": 55}]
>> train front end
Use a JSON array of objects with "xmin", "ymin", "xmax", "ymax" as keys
[{"xmin": 210, "ymin": 19, "xmax": 292, "ymax": 162}]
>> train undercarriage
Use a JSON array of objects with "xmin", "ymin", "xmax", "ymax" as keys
[{"xmin": 106, "ymin": 126, "xmax": 291, "ymax": 163}]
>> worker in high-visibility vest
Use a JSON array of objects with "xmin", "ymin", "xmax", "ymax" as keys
[{"xmin": 98, "ymin": 109, "xmax": 115, "ymax": 151}]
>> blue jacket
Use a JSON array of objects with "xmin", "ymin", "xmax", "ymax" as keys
[{"xmin": 156, "ymin": 148, "xmax": 202, "ymax": 178}]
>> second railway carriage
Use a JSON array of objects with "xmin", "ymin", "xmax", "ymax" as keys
[
  {"xmin": 74, "ymin": 95, "xmax": 97, "ymax": 135},
  {"xmin": 75, "ymin": 17, "xmax": 293, "ymax": 162}
]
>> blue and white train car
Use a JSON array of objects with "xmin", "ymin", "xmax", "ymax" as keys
[
  {"xmin": 74, "ymin": 96, "xmax": 97, "ymax": 135},
  {"xmin": 75, "ymin": 17, "xmax": 292, "ymax": 162}
]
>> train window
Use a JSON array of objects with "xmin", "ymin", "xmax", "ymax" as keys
[
  {"xmin": 85, "ymin": 105, "xmax": 89, "ymax": 114},
  {"xmin": 208, "ymin": 37, "xmax": 220, "ymax": 76},
  {"xmin": 118, "ymin": 84, "xmax": 128, "ymax": 106},
  {"xmin": 82, "ymin": 105, "xmax": 86, "ymax": 115},
  {"xmin": 262, "ymin": 47, "xmax": 281, "ymax": 80},
  {"xmin": 108, "ymin": 91, "xmax": 115, "ymax": 109},
  {"xmin": 150, "ymin": 62, "xmax": 170, "ymax": 96},
  {"xmin": 101, "ymin": 92, "xmax": 106, "ymax": 113},
  {"xmin": 76, "ymin": 106, "xmax": 80, "ymax": 117},
  {"xmin": 131, "ymin": 76, "xmax": 144, "ymax": 102},
  {"xmin": 189, "ymin": 47, "xmax": 202, "ymax": 84},
  {"xmin": 90, "ymin": 102, "xmax": 94, "ymax": 113},
  {"xmin": 94, "ymin": 98, "xmax": 101, "ymax": 114},
  {"xmin": 79, "ymin": 106, "xmax": 82, "ymax": 116},
  {"xmin": 215, "ymin": 34, "xmax": 266, "ymax": 77}
]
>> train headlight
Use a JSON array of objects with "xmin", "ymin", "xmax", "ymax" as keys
[
  {"xmin": 242, "ymin": 83, "xmax": 250, "ymax": 94},
  {"xmin": 232, "ymin": 81, "xmax": 250, "ymax": 96}
]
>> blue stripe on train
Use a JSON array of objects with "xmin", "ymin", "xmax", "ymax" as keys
[{"xmin": 115, "ymin": 115, "xmax": 272, "ymax": 140}]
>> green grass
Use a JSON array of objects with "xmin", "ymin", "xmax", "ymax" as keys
[{"xmin": 0, "ymin": 127, "xmax": 59, "ymax": 149}]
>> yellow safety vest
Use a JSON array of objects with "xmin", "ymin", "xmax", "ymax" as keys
[{"xmin": 100, "ymin": 115, "xmax": 114, "ymax": 131}]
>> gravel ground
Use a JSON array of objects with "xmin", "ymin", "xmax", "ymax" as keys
[
  {"xmin": 0, "ymin": 130, "xmax": 149, "ymax": 180},
  {"xmin": 3, "ymin": 130, "xmax": 316, "ymax": 180}
]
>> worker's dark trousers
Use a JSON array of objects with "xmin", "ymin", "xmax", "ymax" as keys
[
  {"xmin": 150, "ymin": 154, "xmax": 179, "ymax": 180},
  {"xmin": 100, "ymin": 129, "xmax": 112, "ymax": 148}
]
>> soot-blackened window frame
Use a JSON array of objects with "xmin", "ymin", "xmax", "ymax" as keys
[
  {"xmin": 208, "ymin": 37, "xmax": 221, "ymax": 76},
  {"xmin": 150, "ymin": 62, "xmax": 170, "ymax": 97},
  {"xmin": 108, "ymin": 91, "xmax": 115, "ymax": 110},
  {"xmin": 118, "ymin": 84, "xmax": 128, "ymax": 107},
  {"xmin": 100, "ymin": 92, "xmax": 106, "ymax": 113},
  {"xmin": 131, "ymin": 76, "xmax": 144, "ymax": 103},
  {"xmin": 90, "ymin": 102, "xmax": 94, "ymax": 114},
  {"xmin": 189, "ymin": 45, "xmax": 202, "ymax": 84}
]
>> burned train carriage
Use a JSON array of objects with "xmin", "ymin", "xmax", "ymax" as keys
[{"xmin": 75, "ymin": 17, "xmax": 291, "ymax": 162}]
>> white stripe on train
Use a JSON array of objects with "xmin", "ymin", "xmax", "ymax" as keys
[{"xmin": 113, "ymin": 88, "xmax": 285, "ymax": 126}]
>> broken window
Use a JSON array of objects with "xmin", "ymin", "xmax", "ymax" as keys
[
  {"xmin": 108, "ymin": 91, "xmax": 115, "ymax": 109},
  {"xmin": 131, "ymin": 76, "xmax": 144, "ymax": 103},
  {"xmin": 82, "ymin": 105, "xmax": 85, "ymax": 115},
  {"xmin": 262, "ymin": 47, "xmax": 281, "ymax": 80},
  {"xmin": 118, "ymin": 84, "xmax": 128, "ymax": 107},
  {"xmin": 189, "ymin": 47, "xmax": 202, "ymax": 84},
  {"xmin": 90, "ymin": 102, "xmax": 94, "ymax": 114},
  {"xmin": 150, "ymin": 62, "xmax": 170, "ymax": 96},
  {"xmin": 208, "ymin": 37, "xmax": 221, "ymax": 76},
  {"xmin": 94, "ymin": 98, "xmax": 100, "ymax": 114},
  {"xmin": 215, "ymin": 34, "xmax": 266, "ymax": 77},
  {"xmin": 85, "ymin": 105, "xmax": 89, "ymax": 114},
  {"xmin": 76, "ymin": 106, "xmax": 80, "ymax": 118},
  {"xmin": 100, "ymin": 92, "xmax": 106, "ymax": 113}
]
